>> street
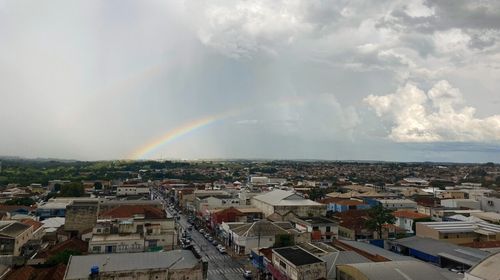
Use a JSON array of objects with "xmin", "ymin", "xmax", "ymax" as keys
[{"xmin": 151, "ymin": 189, "xmax": 247, "ymax": 280}]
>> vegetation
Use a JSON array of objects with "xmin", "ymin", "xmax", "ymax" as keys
[
  {"xmin": 4, "ymin": 197, "xmax": 35, "ymax": 206},
  {"xmin": 365, "ymin": 204, "xmax": 396, "ymax": 239},
  {"xmin": 46, "ymin": 249, "xmax": 81, "ymax": 265}
]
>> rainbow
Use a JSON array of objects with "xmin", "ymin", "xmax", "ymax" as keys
[
  {"xmin": 129, "ymin": 115, "xmax": 220, "ymax": 160},
  {"xmin": 128, "ymin": 96, "xmax": 311, "ymax": 160},
  {"xmin": 128, "ymin": 107, "xmax": 243, "ymax": 160}
]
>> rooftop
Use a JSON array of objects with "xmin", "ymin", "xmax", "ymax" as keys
[
  {"xmin": 252, "ymin": 189, "xmax": 321, "ymax": 206},
  {"xmin": 0, "ymin": 221, "xmax": 31, "ymax": 238},
  {"xmin": 467, "ymin": 252, "xmax": 500, "ymax": 280},
  {"xmin": 394, "ymin": 236, "xmax": 489, "ymax": 266},
  {"xmin": 338, "ymin": 260, "xmax": 450, "ymax": 280},
  {"xmin": 273, "ymin": 246, "xmax": 324, "ymax": 266},
  {"xmin": 393, "ymin": 210, "xmax": 430, "ymax": 219},
  {"xmin": 418, "ymin": 221, "xmax": 500, "ymax": 235},
  {"xmin": 99, "ymin": 205, "xmax": 166, "ymax": 219},
  {"xmin": 64, "ymin": 250, "xmax": 199, "ymax": 280}
]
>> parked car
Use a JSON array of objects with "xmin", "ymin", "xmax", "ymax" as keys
[
  {"xmin": 188, "ymin": 225, "xmax": 193, "ymax": 231},
  {"xmin": 243, "ymin": 270, "xmax": 252, "ymax": 279},
  {"xmin": 211, "ymin": 240, "xmax": 218, "ymax": 246},
  {"xmin": 199, "ymin": 229, "xmax": 205, "ymax": 234},
  {"xmin": 218, "ymin": 247, "xmax": 227, "ymax": 254},
  {"xmin": 204, "ymin": 233, "xmax": 210, "ymax": 239},
  {"xmin": 207, "ymin": 236, "xmax": 214, "ymax": 242}
]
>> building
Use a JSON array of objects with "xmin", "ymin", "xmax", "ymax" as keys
[
  {"xmin": 116, "ymin": 185, "xmax": 150, "ymax": 196},
  {"xmin": 320, "ymin": 198, "xmax": 370, "ymax": 213},
  {"xmin": 376, "ymin": 199, "xmax": 417, "ymax": 210},
  {"xmin": 64, "ymin": 200, "xmax": 99, "ymax": 235},
  {"xmin": 389, "ymin": 236, "xmax": 490, "ymax": 270},
  {"xmin": 393, "ymin": 210, "xmax": 430, "ymax": 234},
  {"xmin": 0, "ymin": 221, "xmax": 33, "ymax": 256},
  {"xmin": 64, "ymin": 250, "xmax": 206, "ymax": 280},
  {"xmin": 441, "ymin": 199, "xmax": 481, "ymax": 210},
  {"xmin": 251, "ymin": 190, "xmax": 326, "ymax": 217},
  {"xmin": 292, "ymin": 217, "xmax": 338, "ymax": 241},
  {"xmin": 479, "ymin": 197, "xmax": 500, "ymax": 213},
  {"xmin": 416, "ymin": 221, "xmax": 500, "ymax": 244},
  {"xmin": 89, "ymin": 205, "xmax": 176, "ymax": 254},
  {"xmin": 337, "ymin": 260, "xmax": 451, "ymax": 280},
  {"xmin": 222, "ymin": 220, "xmax": 290, "ymax": 255},
  {"xmin": 36, "ymin": 202, "xmax": 68, "ymax": 220},
  {"xmin": 465, "ymin": 252, "xmax": 500, "ymax": 280},
  {"xmin": 269, "ymin": 246, "xmax": 327, "ymax": 280},
  {"xmin": 321, "ymin": 251, "xmax": 370, "ymax": 280}
]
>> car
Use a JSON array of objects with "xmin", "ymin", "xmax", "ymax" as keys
[
  {"xmin": 204, "ymin": 233, "xmax": 210, "ymax": 239},
  {"xmin": 207, "ymin": 237, "xmax": 214, "ymax": 242},
  {"xmin": 199, "ymin": 229, "xmax": 205, "ymax": 234},
  {"xmin": 188, "ymin": 225, "xmax": 193, "ymax": 231},
  {"xmin": 211, "ymin": 240, "xmax": 218, "ymax": 246},
  {"xmin": 218, "ymin": 247, "xmax": 226, "ymax": 254},
  {"xmin": 243, "ymin": 270, "xmax": 252, "ymax": 279}
]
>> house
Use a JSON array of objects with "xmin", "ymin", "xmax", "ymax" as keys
[
  {"xmin": 269, "ymin": 246, "xmax": 327, "ymax": 280},
  {"xmin": 64, "ymin": 200, "xmax": 99, "ymax": 235},
  {"xmin": 441, "ymin": 199, "xmax": 480, "ymax": 210},
  {"xmin": 416, "ymin": 221, "xmax": 500, "ymax": 244},
  {"xmin": 393, "ymin": 210, "xmax": 430, "ymax": 234},
  {"xmin": 209, "ymin": 207, "xmax": 263, "ymax": 229},
  {"xmin": 376, "ymin": 199, "xmax": 417, "ymax": 210},
  {"xmin": 223, "ymin": 220, "xmax": 290, "ymax": 255},
  {"xmin": 89, "ymin": 205, "xmax": 176, "ymax": 254},
  {"xmin": 251, "ymin": 190, "xmax": 326, "ymax": 217},
  {"xmin": 116, "ymin": 185, "xmax": 150, "ymax": 196},
  {"xmin": 320, "ymin": 198, "xmax": 370, "ymax": 213},
  {"xmin": 292, "ymin": 216, "xmax": 338, "ymax": 241},
  {"xmin": 479, "ymin": 197, "xmax": 500, "ymax": 213},
  {"xmin": 0, "ymin": 221, "xmax": 33, "ymax": 256},
  {"xmin": 64, "ymin": 250, "xmax": 206, "ymax": 280}
]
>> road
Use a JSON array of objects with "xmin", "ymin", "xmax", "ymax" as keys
[{"xmin": 151, "ymin": 189, "xmax": 247, "ymax": 280}]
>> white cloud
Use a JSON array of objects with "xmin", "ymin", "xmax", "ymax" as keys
[
  {"xmin": 193, "ymin": 0, "xmax": 315, "ymax": 58},
  {"xmin": 364, "ymin": 80, "xmax": 500, "ymax": 143}
]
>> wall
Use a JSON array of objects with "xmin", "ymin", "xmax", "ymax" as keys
[
  {"xmin": 65, "ymin": 202, "xmax": 99, "ymax": 234},
  {"xmin": 480, "ymin": 197, "xmax": 500, "ymax": 213}
]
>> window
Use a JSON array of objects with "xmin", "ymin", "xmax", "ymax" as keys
[
  {"xmin": 92, "ymin": 246, "xmax": 101, "ymax": 252},
  {"xmin": 326, "ymin": 226, "xmax": 331, "ymax": 232},
  {"xmin": 312, "ymin": 226, "xmax": 319, "ymax": 231},
  {"xmin": 279, "ymin": 260, "xmax": 287, "ymax": 269}
]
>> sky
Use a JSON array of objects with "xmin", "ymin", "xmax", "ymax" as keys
[{"xmin": 1, "ymin": 0, "xmax": 500, "ymax": 162}]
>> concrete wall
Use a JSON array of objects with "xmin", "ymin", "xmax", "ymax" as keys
[{"xmin": 65, "ymin": 202, "xmax": 99, "ymax": 234}]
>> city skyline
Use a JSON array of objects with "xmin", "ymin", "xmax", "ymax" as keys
[{"xmin": 1, "ymin": 0, "xmax": 500, "ymax": 162}]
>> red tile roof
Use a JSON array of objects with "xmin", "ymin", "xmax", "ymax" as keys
[
  {"xmin": 393, "ymin": 210, "xmax": 429, "ymax": 219},
  {"xmin": 38, "ymin": 237, "xmax": 88, "ymax": 259},
  {"xmin": 99, "ymin": 205, "xmax": 166, "ymax": 219},
  {"xmin": 319, "ymin": 197, "xmax": 344, "ymax": 204}
]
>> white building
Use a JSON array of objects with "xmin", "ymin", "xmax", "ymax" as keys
[
  {"xmin": 376, "ymin": 199, "xmax": 417, "ymax": 210},
  {"xmin": 251, "ymin": 189, "xmax": 326, "ymax": 217}
]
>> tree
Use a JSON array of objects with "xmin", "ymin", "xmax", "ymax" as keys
[
  {"xmin": 4, "ymin": 197, "xmax": 35, "ymax": 206},
  {"xmin": 365, "ymin": 204, "xmax": 396, "ymax": 239},
  {"xmin": 308, "ymin": 188, "xmax": 327, "ymax": 201},
  {"xmin": 93, "ymin": 181, "xmax": 103, "ymax": 190},
  {"xmin": 59, "ymin": 182, "xmax": 85, "ymax": 197},
  {"xmin": 47, "ymin": 249, "xmax": 81, "ymax": 265}
]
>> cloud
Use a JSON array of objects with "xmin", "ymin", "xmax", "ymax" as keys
[{"xmin": 364, "ymin": 80, "xmax": 500, "ymax": 143}]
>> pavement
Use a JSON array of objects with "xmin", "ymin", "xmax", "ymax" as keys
[{"xmin": 151, "ymin": 189, "xmax": 248, "ymax": 280}]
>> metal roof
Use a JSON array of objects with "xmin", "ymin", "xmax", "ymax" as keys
[
  {"xmin": 64, "ymin": 250, "xmax": 199, "ymax": 280},
  {"xmin": 338, "ymin": 260, "xmax": 451, "ymax": 280},
  {"xmin": 393, "ymin": 236, "xmax": 489, "ymax": 266},
  {"xmin": 340, "ymin": 240, "xmax": 411, "ymax": 261},
  {"xmin": 467, "ymin": 252, "xmax": 500, "ymax": 280},
  {"xmin": 321, "ymin": 251, "xmax": 371, "ymax": 280}
]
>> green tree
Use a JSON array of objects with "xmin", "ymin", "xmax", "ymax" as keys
[
  {"xmin": 59, "ymin": 182, "xmax": 85, "ymax": 197},
  {"xmin": 4, "ymin": 197, "xmax": 35, "ymax": 206},
  {"xmin": 365, "ymin": 204, "xmax": 396, "ymax": 239},
  {"xmin": 47, "ymin": 249, "xmax": 81, "ymax": 265}
]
